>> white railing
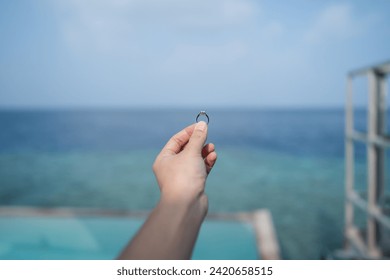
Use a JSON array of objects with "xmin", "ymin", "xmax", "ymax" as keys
[{"xmin": 344, "ymin": 61, "xmax": 390, "ymax": 259}]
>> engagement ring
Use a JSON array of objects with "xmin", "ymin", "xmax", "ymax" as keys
[{"xmin": 196, "ymin": 111, "xmax": 209, "ymax": 124}]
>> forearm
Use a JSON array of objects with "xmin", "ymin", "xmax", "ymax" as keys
[{"xmin": 117, "ymin": 193, "xmax": 208, "ymax": 260}]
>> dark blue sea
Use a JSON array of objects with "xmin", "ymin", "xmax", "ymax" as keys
[{"xmin": 0, "ymin": 108, "xmax": 387, "ymax": 259}]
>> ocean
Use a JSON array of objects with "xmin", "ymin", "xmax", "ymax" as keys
[{"xmin": 0, "ymin": 108, "xmax": 387, "ymax": 259}]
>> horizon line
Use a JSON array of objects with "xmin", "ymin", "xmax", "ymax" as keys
[{"xmin": 0, "ymin": 105, "xmax": 351, "ymax": 111}]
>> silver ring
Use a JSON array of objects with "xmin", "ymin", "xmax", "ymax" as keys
[{"xmin": 196, "ymin": 111, "xmax": 209, "ymax": 124}]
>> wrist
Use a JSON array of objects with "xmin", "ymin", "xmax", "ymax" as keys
[{"xmin": 160, "ymin": 191, "xmax": 208, "ymax": 219}]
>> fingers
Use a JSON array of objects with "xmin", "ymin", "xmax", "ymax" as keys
[
  {"xmin": 201, "ymin": 143, "xmax": 215, "ymax": 159},
  {"xmin": 160, "ymin": 123, "xmax": 196, "ymax": 156},
  {"xmin": 205, "ymin": 151, "xmax": 217, "ymax": 174},
  {"xmin": 186, "ymin": 121, "xmax": 208, "ymax": 154},
  {"xmin": 202, "ymin": 143, "xmax": 217, "ymax": 174}
]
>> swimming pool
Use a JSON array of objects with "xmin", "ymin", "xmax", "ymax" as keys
[{"xmin": 0, "ymin": 214, "xmax": 259, "ymax": 260}]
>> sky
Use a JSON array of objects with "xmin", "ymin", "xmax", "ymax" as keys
[{"xmin": 0, "ymin": 0, "xmax": 389, "ymax": 108}]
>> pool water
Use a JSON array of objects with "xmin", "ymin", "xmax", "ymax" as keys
[{"xmin": 0, "ymin": 216, "xmax": 258, "ymax": 260}]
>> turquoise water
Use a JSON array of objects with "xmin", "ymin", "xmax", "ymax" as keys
[
  {"xmin": 0, "ymin": 216, "xmax": 257, "ymax": 260},
  {"xmin": 0, "ymin": 148, "xmax": 348, "ymax": 259},
  {"xmin": 0, "ymin": 109, "xmax": 388, "ymax": 259}
]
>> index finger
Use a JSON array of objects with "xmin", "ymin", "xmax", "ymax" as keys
[{"xmin": 159, "ymin": 123, "xmax": 196, "ymax": 156}]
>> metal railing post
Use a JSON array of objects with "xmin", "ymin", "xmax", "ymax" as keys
[{"xmin": 345, "ymin": 75, "xmax": 354, "ymax": 250}]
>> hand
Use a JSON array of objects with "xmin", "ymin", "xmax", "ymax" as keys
[
  {"xmin": 152, "ymin": 121, "xmax": 217, "ymax": 211},
  {"xmin": 117, "ymin": 121, "xmax": 217, "ymax": 260}
]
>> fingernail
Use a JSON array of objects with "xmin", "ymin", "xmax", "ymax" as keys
[{"xmin": 195, "ymin": 121, "xmax": 207, "ymax": 132}]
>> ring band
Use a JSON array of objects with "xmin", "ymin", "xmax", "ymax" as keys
[{"xmin": 196, "ymin": 111, "xmax": 209, "ymax": 124}]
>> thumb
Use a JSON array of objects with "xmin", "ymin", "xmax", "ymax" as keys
[{"xmin": 186, "ymin": 121, "xmax": 208, "ymax": 154}]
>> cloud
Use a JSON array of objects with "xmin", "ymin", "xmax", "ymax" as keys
[
  {"xmin": 161, "ymin": 41, "xmax": 248, "ymax": 74},
  {"xmin": 304, "ymin": 3, "xmax": 366, "ymax": 44},
  {"xmin": 258, "ymin": 21, "xmax": 285, "ymax": 44},
  {"xmin": 158, "ymin": 0, "xmax": 256, "ymax": 28},
  {"xmin": 53, "ymin": 0, "xmax": 257, "ymax": 54},
  {"xmin": 55, "ymin": 0, "xmax": 136, "ymax": 54}
]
